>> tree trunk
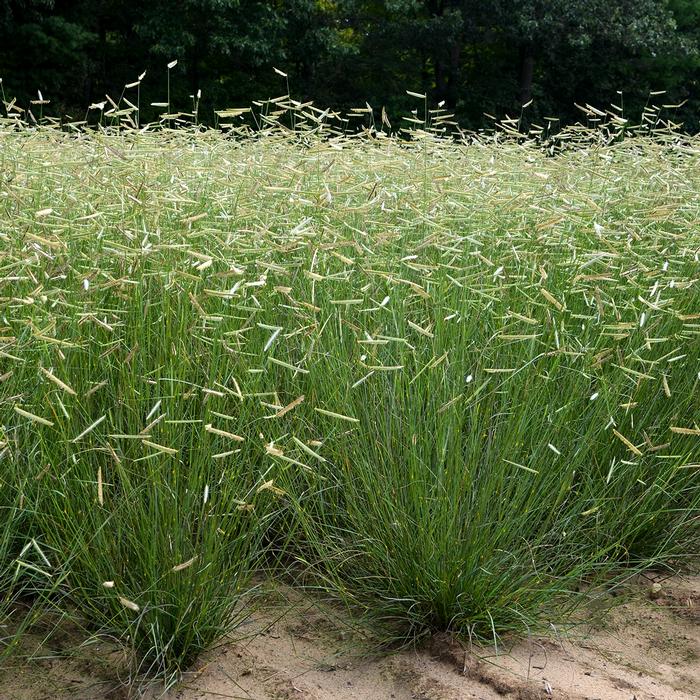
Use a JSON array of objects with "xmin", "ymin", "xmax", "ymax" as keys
[
  {"xmin": 89, "ymin": 22, "xmax": 107, "ymax": 104},
  {"xmin": 435, "ymin": 54, "xmax": 447, "ymax": 104},
  {"xmin": 188, "ymin": 35, "xmax": 203, "ymax": 96},
  {"xmin": 445, "ymin": 42, "xmax": 461, "ymax": 107},
  {"xmin": 518, "ymin": 44, "xmax": 535, "ymax": 105},
  {"xmin": 421, "ymin": 53, "xmax": 431, "ymax": 99}
]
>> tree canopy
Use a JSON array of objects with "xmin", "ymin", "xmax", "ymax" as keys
[{"xmin": 1, "ymin": 0, "xmax": 698, "ymax": 129}]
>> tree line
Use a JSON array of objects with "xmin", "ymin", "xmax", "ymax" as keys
[{"xmin": 1, "ymin": 0, "xmax": 699, "ymax": 131}]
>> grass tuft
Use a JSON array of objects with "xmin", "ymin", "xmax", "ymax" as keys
[{"xmin": 0, "ymin": 110, "xmax": 698, "ymax": 683}]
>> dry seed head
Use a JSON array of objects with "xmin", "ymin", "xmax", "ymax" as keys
[
  {"xmin": 670, "ymin": 426, "xmax": 700, "ymax": 436},
  {"xmin": 205, "ymin": 424, "xmax": 245, "ymax": 441},
  {"xmin": 274, "ymin": 394, "xmax": 305, "ymax": 418},
  {"xmin": 612, "ymin": 429, "xmax": 643, "ymax": 455},
  {"xmin": 141, "ymin": 439, "xmax": 178, "ymax": 455},
  {"xmin": 257, "ymin": 480, "xmax": 285, "ymax": 496},
  {"xmin": 14, "ymin": 406, "xmax": 54, "ymax": 427},
  {"xmin": 39, "ymin": 367, "xmax": 77, "ymax": 396},
  {"xmin": 540, "ymin": 288, "xmax": 564, "ymax": 311},
  {"xmin": 172, "ymin": 556, "xmax": 198, "ymax": 572},
  {"xmin": 118, "ymin": 596, "xmax": 140, "ymax": 612},
  {"xmin": 97, "ymin": 466, "xmax": 103, "ymax": 506}
]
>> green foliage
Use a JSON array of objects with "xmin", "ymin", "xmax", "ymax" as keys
[
  {"xmin": 0, "ymin": 1, "xmax": 96, "ymax": 113},
  {"xmin": 1, "ymin": 1, "xmax": 699, "ymax": 129}
]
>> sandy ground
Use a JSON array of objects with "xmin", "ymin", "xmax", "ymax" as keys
[{"xmin": 1, "ymin": 574, "xmax": 698, "ymax": 700}]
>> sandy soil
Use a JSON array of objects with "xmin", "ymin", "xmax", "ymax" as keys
[{"xmin": 1, "ymin": 574, "xmax": 698, "ymax": 700}]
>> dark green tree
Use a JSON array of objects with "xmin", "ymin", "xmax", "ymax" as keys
[
  {"xmin": 0, "ymin": 0, "xmax": 698, "ymax": 130},
  {"xmin": 493, "ymin": 0, "xmax": 681, "ymax": 107},
  {"xmin": 0, "ymin": 0, "xmax": 96, "ymax": 114}
]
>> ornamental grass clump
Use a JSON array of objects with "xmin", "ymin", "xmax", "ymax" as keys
[{"xmin": 0, "ymin": 110, "xmax": 697, "ymax": 680}]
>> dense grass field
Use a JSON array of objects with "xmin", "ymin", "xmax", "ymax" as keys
[{"xmin": 0, "ymin": 112, "xmax": 698, "ymax": 688}]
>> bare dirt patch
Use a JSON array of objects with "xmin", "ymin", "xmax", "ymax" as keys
[
  {"xmin": 2, "ymin": 576, "xmax": 698, "ymax": 700},
  {"xmin": 159, "ymin": 575, "xmax": 699, "ymax": 700}
]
